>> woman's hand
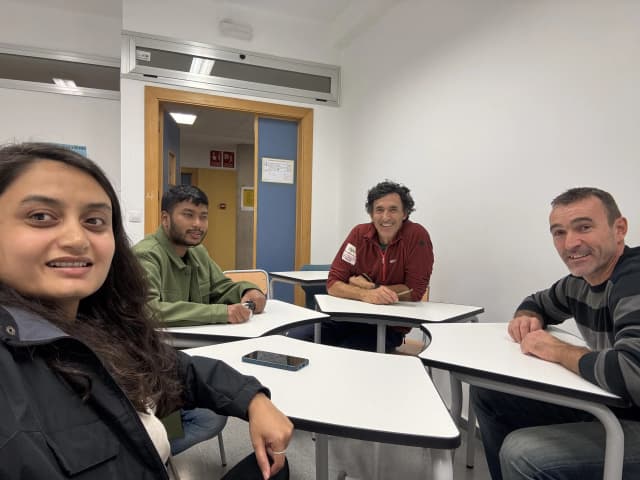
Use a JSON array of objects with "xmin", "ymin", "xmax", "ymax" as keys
[{"xmin": 247, "ymin": 393, "xmax": 294, "ymax": 479}]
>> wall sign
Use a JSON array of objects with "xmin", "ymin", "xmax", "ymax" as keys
[
  {"xmin": 261, "ymin": 157, "xmax": 294, "ymax": 184},
  {"xmin": 222, "ymin": 151, "xmax": 235, "ymax": 168},
  {"xmin": 57, "ymin": 143, "xmax": 87, "ymax": 156},
  {"xmin": 241, "ymin": 186, "xmax": 254, "ymax": 211},
  {"xmin": 210, "ymin": 150, "xmax": 222, "ymax": 167},
  {"xmin": 210, "ymin": 150, "xmax": 236, "ymax": 169}
]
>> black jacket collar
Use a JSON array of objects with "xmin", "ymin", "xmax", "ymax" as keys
[{"xmin": 0, "ymin": 305, "xmax": 69, "ymax": 346}]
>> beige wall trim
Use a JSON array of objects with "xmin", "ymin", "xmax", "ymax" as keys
[{"xmin": 144, "ymin": 86, "xmax": 313, "ymax": 302}]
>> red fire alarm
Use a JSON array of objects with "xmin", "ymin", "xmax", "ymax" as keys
[{"xmin": 218, "ymin": 203, "xmax": 227, "ymax": 210}]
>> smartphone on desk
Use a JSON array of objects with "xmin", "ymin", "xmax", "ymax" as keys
[{"xmin": 242, "ymin": 350, "xmax": 309, "ymax": 371}]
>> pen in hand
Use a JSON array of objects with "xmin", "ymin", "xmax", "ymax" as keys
[
  {"xmin": 242, "ymin": 300, "xmax": 256, "ymax": 311},
  {"xmin": 242, "ymin": 300, "xmax": 256, "ymax": 318},
  {"xmin": 396, "ymin": 288, "xmax": 413, "ymax": 297},
  {"xmin": 360, "ymin": 273, "xmax": 381, "ymax": 291}
]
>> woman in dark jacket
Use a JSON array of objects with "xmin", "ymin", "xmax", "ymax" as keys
[{"xmin": 0, "ymin": 143, "xmax": 292, "ymax": 479}]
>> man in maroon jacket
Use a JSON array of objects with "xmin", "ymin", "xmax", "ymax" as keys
[{"xmin": 323, "ymin": 180, "xmax": 434, "ymax": 352}]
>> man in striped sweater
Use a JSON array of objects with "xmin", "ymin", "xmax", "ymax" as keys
[{"xmin": 472, "ymin": 187, "xmax": 640, "ymax": 480}]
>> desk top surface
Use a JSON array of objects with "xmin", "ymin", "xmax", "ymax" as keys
[
  {"xmin": 163, "ymin": 299, "xmax": 328, "ymax": 340},
  {"xmin": 315, "ymin": 295, "xmax": 483, "ymax": 323},
  {"xmin": 185, "ymin": 335, "xmax": 460, "ymax": 448},
  {"xmin": 270, "ymin": 271, "xmax": 329, "ymax": 282},
  {"xmin": 420, "ymin": 322, "xmax": 625, "ymax": 406}
]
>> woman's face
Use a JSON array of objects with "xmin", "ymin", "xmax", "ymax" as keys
[{"xmin": 0, "ymin": 160, "xmax": 115, "ymax": 318}]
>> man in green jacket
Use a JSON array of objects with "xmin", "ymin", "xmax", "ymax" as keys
[
  {"xmin": 134, "ymin": 184, "xmax": 267, "ymax": 327},
  {"xmin": 134, "ymin": 184, "xmax": 268, "ymax": 457}
]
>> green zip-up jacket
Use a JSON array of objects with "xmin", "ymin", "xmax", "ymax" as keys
[{"xmin": 133, "ymin": 228, "xmax": 259, "ymax": 326}]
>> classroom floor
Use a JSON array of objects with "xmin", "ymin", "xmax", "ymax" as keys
[{"xmin": 169, "ymin": 415, "xmax": 491, "ymax": 480}]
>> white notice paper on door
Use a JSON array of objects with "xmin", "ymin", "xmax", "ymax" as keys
[{"xmin": 262, "ymin": 157, "xmax": 294, "ymax": 184}]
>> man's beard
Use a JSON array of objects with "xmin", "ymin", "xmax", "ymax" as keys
[{"xmin": 168, "ymin": 222, "xmax": 206, "ymax": 247}]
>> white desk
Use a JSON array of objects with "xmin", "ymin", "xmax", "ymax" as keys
[
  {"xmin": 315, "ymin": 295, "xmax": 484, "ymax": 353},
  {"xmin": 185, "ymin": 335, "xmax": 460, "ymax": 480},
  {"xmin": 419, "ymin": 323, "xmax": 629, "ymax": 480},
  {"xmin": 269, "ymin": 270, "xmax": 329, "ymax": 289},
  {"xmin": 163, "ymin": 299, "xmax": 329, "ymax": 348}
]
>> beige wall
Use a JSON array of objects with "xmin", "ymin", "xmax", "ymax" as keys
[{"xmin": 236, "ymin": 143, "xmax": 255, "ymax": 269}]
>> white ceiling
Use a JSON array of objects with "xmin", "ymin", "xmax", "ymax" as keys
[
  {"xmin": 9, "ymin": 0, "xmax": 122, "ymax": 18},
  {"xmin": 14, "ymin": 0, "xmax": 352, "ymax": 24},
  {"xmin": 214, "ymin": 0, "xmax": 352, "ymax": 23}
]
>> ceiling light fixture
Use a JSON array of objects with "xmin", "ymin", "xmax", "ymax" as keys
[
  {"xmin": 52, "ymin": 78, "xmax": 78, "ymax": 88},
  {"xmin": 219, "ymin": 19, "xmax": 253, "ymax": 41},
  {"xmin": 169, "ymin": 112, "xmax": 197, "ymax": 125},
  {"xmin": 189, "ymin": 57, "xmax": 215, "ymax": 75}
]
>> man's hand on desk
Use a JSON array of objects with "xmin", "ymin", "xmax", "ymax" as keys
[
  {"xmin": 519, "ymin": 329, "xmax": 589, "ymax": 374},
  {"xmin": 227, "ymin": 303, "xmax": 253, "ymax": 323},
  {"xmin": 241, "ymin": 289, "xmax": 267, "ymax": 313},
  {"xmin": 361, "ymin": 285, "xmax": 398, "ymax": 305},
  {"xmin": 508, "ymin": 312, "xmax": 544, "ymax": 342}
]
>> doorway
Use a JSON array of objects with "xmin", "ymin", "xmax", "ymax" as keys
[
  {"xmin": 144, "ymin": 86, "xmax": 314, "ymax": 303},
  {"xmin": 165, "ymin": 107, "xmax": 253, "ymax": 270}
]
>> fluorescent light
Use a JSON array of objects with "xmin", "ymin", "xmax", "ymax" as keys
[
  {"xmin": 189, "ymin": 57, "xmax": 215, "ymax": 75},
  {"xmin": 53, "ymin": 78, "xmax": 77, "ymax": 88},
  {"xmin": 169, "ymin": 112, "xmax": 197, "ymax": 125}
]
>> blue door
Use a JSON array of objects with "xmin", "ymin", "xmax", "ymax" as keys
[{"xmin": 255, "ymin": 117, "xmax": 298, "ymax": 302}]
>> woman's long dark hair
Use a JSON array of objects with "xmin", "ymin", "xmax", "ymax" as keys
[{"xmin": 0, "ymin": 143, "xmax": 183, "ymax": 416}]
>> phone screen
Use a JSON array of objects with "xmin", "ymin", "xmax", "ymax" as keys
[{"xmin": 242, "ymin": 350, "xmax": 309, "ymax": 370}]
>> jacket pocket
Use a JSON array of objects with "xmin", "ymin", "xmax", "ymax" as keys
[{"xmin": 45, "ymin": 420, "xmax": 119, "ymax": 475}]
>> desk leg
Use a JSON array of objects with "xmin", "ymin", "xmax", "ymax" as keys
[
  {"xmin": 430, "ymin": 449, "xmax": 453, "ymax": 480},
  {"xmin": 456, "ymin": 374, "xmax": 625, "ymax": 480},
  {"xmin": 314, "ymin": 323, "xmax": 322, "ymax": 344},
  {"xmin": 599, "ymin": 405, "xmax": 625, "ymax": 480},
  {"xmin": 450, "ymin": 375, "xmax": 477, "ymax": 467},
  {"xmin": 315, "ymin": 434, "xmax": 329, "ymax": 480},
  {"xmin": 466, "ymin": 403, "xmax": 477, "ymax": 468},
  {"xmin": 371, "ymin": 324, "xmax": 387, "ymax": 479},
  {"xmin": 449, "ymin": 376, "xmax": 463, "ymax": 426},
  {"xmin": 377, "ymin": 323, "xmax": 386, "ymax": 353},
  {"xmin": 372, "ymin": 324, "xmax": 386, "ymax": 479},
  {"xmin": 372, "ymin": 442, "xmax": 381, "ymax": 480}
]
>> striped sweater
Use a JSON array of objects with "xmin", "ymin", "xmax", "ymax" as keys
[{"xmin": 518, "ymin": 245, "xmax": 640, "ymax": 411}]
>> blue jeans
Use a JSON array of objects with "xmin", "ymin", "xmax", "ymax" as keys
[
  {"xmin": 170, "ymin": 408, "xmax": 228, "ymax": 455},
  {"xmin": 470, "ymin": 386, "xmax": 640, "ymax": 479}
]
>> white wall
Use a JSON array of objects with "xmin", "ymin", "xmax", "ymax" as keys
[
  {"xmin": 1, "ymin": 0, "xmax": 121, "ymax": 190},
  {"xmin": 0, "ymin": 89, "xmax": 121, "ymax": 190},
  {"xmin": 338, "ymin": 0, "xmax": 640, "ymax": 322}
]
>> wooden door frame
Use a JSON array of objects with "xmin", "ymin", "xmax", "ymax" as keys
[{"xmin": 144, "ymin": 86, "xmax": 313, "ymax": 278}]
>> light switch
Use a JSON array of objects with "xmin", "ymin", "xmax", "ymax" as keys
[{"xmin": 128, "ymin": 210, "xmax": 142, "ymax": 223}]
